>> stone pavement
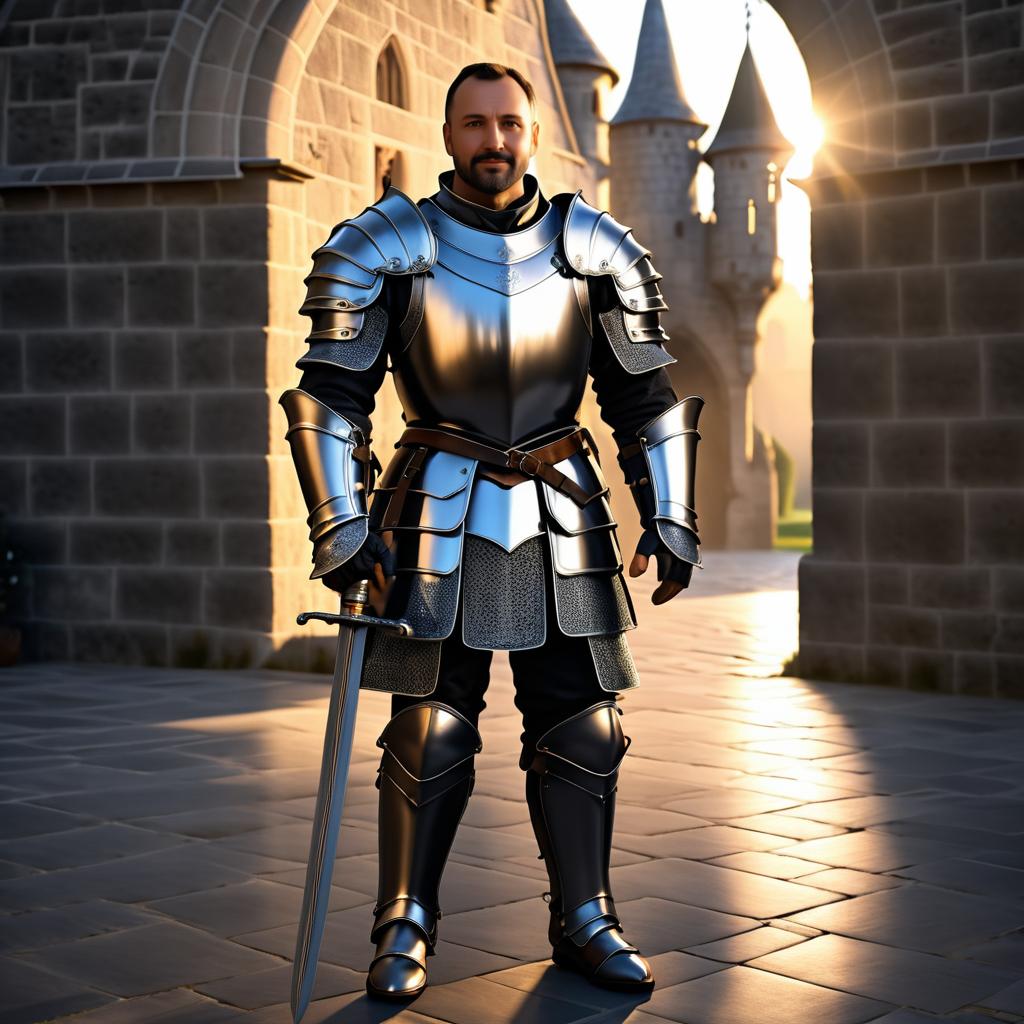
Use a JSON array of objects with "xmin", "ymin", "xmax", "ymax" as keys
[{"xmin": 1, "ymin": 551, "xmax": 1023, "ymax": 1024}]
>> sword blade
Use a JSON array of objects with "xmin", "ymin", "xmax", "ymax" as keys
[{"xmin": 290, "ymin": 621, "xmax": 368, "ymax": 1024}]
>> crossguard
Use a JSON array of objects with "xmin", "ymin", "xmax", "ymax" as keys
[{"xmin": 296, "ymin": 609, "xmax": 413, "ymax": 637}]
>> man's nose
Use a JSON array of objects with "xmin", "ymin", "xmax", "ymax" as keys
[{"xmin": 482, "ymin": 119, "xmax": 504, "ymax": 150}]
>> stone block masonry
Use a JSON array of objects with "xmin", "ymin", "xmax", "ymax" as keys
[
  {"xmin": 799, "ymin": 160, "xmax": 1024, "ymax": 698},
  {"xmin": 0, "ymin": 170, "xmax": 288, "ymax": 671}
]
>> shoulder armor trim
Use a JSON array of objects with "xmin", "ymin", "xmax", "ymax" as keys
[
  {"xmin": 563, "ymin": 192, "xmax": 669, "ymax": 315},
  {"xmin": 563, "ymin": 191, "xmax": 648, "ymax": 278},
  {"xmin": 315, "ymin": 186, "xmax": 437, "ymax": 276}
]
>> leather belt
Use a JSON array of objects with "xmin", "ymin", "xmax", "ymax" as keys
[{"xmin": 379, "ymin": 426, "xmax": 605, "ymax": 530}]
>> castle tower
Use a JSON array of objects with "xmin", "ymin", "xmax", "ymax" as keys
[
  {"xmin": 705, "ymin": 39, "xmax": 793, "ymax": 345},
  {"xmin": 706, "ymin": 37, "xmax": 794, "ymax": 548},
  {"xmin": 608, "ymin": 0, "xmax": 706, "ymax": 291},
  {"xmin": 545, "ymin": 0, "xmax": 619, "ymax": 208}
]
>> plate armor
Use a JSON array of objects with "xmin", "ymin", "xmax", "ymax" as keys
[{"xmin": 285, "ymin": 185, "xmax": 700, "ymax": 697}]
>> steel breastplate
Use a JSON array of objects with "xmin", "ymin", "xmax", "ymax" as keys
[{"xmin": 392, "ymin": 198, "xmax": 593, "ymax": 448}]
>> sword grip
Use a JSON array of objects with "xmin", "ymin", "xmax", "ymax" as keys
[{"xmin": 342, "ymin": 579, "xmax": 370, "ymax": 617}]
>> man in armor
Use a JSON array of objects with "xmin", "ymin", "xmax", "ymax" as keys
[{"xmin": 280, "ymin": 63, "xmax": 703, "ymax": 1000}]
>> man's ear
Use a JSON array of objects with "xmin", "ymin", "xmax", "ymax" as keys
[
  {"xmin": 530, "ymin": 120, "xmax": 539, "ymax": 157},
  {"xmin": 442, "ymin": 121, "xmax": 452, "ymax": 156}
]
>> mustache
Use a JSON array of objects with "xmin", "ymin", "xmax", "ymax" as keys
[{"xmin": 473, "ymin": 153, "xmax": 513, "ymax": 165}]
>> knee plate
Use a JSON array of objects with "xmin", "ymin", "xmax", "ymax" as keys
[{"xmin": 522, "ymin": 700, "xmax": 630, "ymax": 799}]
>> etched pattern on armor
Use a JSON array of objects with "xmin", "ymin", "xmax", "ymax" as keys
[
  {"xmin": 361, "ymin": 632, "xmax": 441, "ymax": 696},
  {"xmin": 598, "ymin": 308, "xmax": 676, "ymax": 375},
  {"xmin": 551, "ymin": 568, "xmax": 637, "ymax": 637},
  {"xmin": 588, "ymin": 632, "xmax": 640, "ymax": 692},
  {"xmin": 461, "ymin": 535, "xmax": 546, "ymax": 650},
  {"xmin": 311, "ymin": 519, "xmax": 368, "ymax": 577},
  {"xmin": 382, "ymin": 568, "xmax": 462, "ymax": 640},
  {"xmin": 297, "ymin": 303, "xmax": 389, "ymax": 372}
]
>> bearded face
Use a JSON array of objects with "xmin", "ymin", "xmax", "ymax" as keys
[
  {"xmin": 444, "ymin": 74, "xmax": 539, "ymax": 205},
  {"xmin": 451, "ymin": 146, "xmax": 527, "ymax": 197}
]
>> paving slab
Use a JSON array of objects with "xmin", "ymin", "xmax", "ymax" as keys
[
  {"xmin": 642, "ymin": 963, "xmax": 890, "ymax": 1024},
  {"xmin": 0, "ymin": 955, "xmax": 115, "ymax": 1024},
  {"xmin": 35, "ymin": 988, "xmax": 245, "ymax": 1023},
  {"xmin": 786, "ymin": 884, "xmax": 1024, "ymax": 956},
  {"xmin": 610, "ymin": 857, "xmax": 841, "ymax": 918},
  {"xmin": 17, "ymin": 919, "xmax": 283, "ymax": 997},
  {"xmin": 748, "ymin": 933, "xmax": 1020, "ymax": 1013},
  {"xmin": 683, "ymin": 925, "xmax": 808, "ymax": 962}
]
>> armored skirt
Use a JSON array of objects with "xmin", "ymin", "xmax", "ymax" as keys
[{"xmin": 358, "ymin": 440, "xmax": 640, "ymax": 697}]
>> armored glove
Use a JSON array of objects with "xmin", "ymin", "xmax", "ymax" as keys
[
  {"xmin": 618, "ymin": 398, "xmax": 704, "ymax": 604},
  {"xmin": 320, "ymin": 532, "xmax": 396, "ymax": 594}
]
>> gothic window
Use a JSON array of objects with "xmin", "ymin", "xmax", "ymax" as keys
[{"xmin": 376, "ymin": 39, "xmax": 406, "ymax": 110}]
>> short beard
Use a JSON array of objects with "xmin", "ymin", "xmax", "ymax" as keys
[{"xmin": 453, "ymin": 151, "xmax": 526, "ymax": 196}]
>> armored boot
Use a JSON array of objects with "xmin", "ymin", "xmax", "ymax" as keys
[
  {"xmin": 366, "ymin": 701, "xmax": 482, "ymax": 1000},
  {"xmin": 522, "ymin": 701, "xmax": 654, "ymax": 992}
]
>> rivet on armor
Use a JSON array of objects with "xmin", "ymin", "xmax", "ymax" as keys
[
  {"xmin": 629, "ymin": 299, "xmax": 639, "ymax": 309},
  {"xmin": 599, "ymin": 259, "xmax": 609, "ymax": 270}
]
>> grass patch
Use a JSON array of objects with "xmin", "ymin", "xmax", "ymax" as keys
[{"xmin": 775, "ymin": 508, "xmax": 812, "ymax": 553}]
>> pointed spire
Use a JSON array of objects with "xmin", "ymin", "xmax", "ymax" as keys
[
  {"xmin": 545, "ymin": 0, "xmax": 619, "ymax": 87},
  {"xmin": 706, "ymin": 41, "xmax": 790, "ymax": 159},
  {"xmin": 610, "ymin": 0, "xmax": 705, "ymax": 128}
]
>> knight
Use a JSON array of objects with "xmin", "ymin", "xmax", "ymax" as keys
[{"xmin": 280, "ymin": 62, "xmax": 703, "ymax": 1001}]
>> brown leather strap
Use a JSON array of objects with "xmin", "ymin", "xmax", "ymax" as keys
[
  {"xmin": 397, "ymin": 427, "xmax": 604, "ymax": 509},
  {"xmin": 379, "ymin": 446, "xmax": 429, "ymax": 529}
]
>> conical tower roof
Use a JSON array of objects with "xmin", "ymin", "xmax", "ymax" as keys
[
  {"xmin": 545, "ymin": 0, "xmax": 619, "ymax": 86},
  {"xmin": 706, "ymin": 42, "xmax": 790, "ymax": 159},
  {"xmin": 610, "ymin": 0, "xmax": 704, "ymax": 128}
]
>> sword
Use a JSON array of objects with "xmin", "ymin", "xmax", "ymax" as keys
[{"xmin": 290, "ymin": 579, "xmax": 412, "ymax": 1024}]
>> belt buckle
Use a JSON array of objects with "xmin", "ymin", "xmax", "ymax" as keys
[{"xmin": 507, "ymin": 448, "xmax": 542, "ymax": 476}]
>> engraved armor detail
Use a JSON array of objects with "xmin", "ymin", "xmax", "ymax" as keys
[
  {"xmin": 638, "ymin": 398, "xmax": 704, "ymax": 567},
  {"xmin": 279, "ymin": 387, "xmax": 369, "ymax": 578},
  {"xmin": 297, "ymin": 186, "xmax": 437, "ymax": 371}
]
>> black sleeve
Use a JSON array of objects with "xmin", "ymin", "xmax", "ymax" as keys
[
  {"xmin": 586, "ymin": 276, "xmax": 678, "ymax": 445},
  {"xmin": 295, "ymin": 276, "xmax": 412, "ymax": 439}
]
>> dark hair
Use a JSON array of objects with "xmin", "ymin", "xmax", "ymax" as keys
[{"xmin": 444, "ymin": 62, "xmax": 536, "ymax": 123}]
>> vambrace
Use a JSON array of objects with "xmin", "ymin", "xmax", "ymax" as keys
[
  {"xmin": 618, "ymin": 397, "xmax": 704, "ymax": 568},
  {"xmin": 279, "ymin": 387, "xmax": 375, "ymax": 579}
]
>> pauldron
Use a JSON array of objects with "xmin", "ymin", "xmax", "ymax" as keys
[
  {"xmin": 562, "ymin": 192, "xmax": 675, "ymax": 375},
  {"xmin": 295, "ymin": 186, "xmax": 436, "ymax": 373}
]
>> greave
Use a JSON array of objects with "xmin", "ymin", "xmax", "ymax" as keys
[
  {"xmin": 367, "ymin": 701, "xmax": 482, "ymax": 999},
  {"xmin": 522, "ymin": 700, "xmax": 654, "ymax": 990}
]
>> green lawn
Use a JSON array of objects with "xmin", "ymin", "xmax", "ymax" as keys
[{"xmin": 775, "ymin": 508, "xmax": 812, "ymax": 552}]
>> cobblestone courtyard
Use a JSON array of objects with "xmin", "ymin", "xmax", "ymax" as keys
[{"xmin": 1, "ymin": 552, "xmax": 1023, "ymax": 1024}]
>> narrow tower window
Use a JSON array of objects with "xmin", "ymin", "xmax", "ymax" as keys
[
  {"xmin": 376, "ymin": 40, "xmax": 406, "ymax": 109},
  {"xmin": 747, "ymin": 198, "xmax": 756, "ymax": 235}
]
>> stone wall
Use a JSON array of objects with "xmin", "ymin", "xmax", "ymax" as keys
[
  {"xmin": 771, "ymin": 0, "xmax": 1024, "ymax": 697},
  {"xmin": 0, "ymin": 0, "xmax": 594, "ymax": 668},
  {"xmin": 1, "ymin": 170, "xmax": 281, "ymax": 667}
]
